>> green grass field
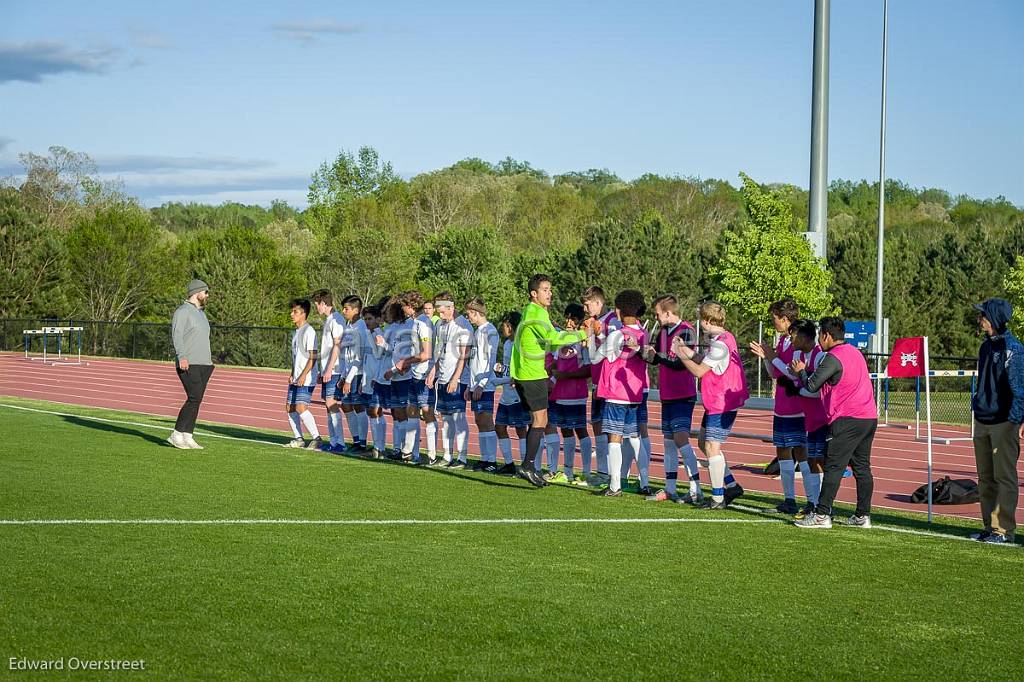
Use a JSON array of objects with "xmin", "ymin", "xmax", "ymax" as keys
[{"xmin": 1, "ymin": 397, "xmax": 1021, "ymax": 680}]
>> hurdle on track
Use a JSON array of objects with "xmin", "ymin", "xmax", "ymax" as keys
[
  {"xmin": 22, "ymin": 327, "xmax": 87, "ymax": 366},
  {"xmin": 869, "ymin": 369, "xmax": 977, "ymax": 444}
]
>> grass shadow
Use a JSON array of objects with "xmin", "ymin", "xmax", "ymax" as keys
[{"xmin": 61, "ymin": 415, "xmax": 167, "ymax": 447}]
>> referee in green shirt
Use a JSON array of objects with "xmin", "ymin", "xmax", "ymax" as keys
[{"xmin": 511, "ymin": 274, "xmax": 589, "ymax": 487}]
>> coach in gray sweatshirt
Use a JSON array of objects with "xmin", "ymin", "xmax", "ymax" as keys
[{"xmin": 168, "ymin": 279, "xmax": 213, "ymax": 450}]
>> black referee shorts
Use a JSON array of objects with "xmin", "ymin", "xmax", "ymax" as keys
[{"xmin": 514, "ymin": 378, "xmax": 549, "ymax": 414}]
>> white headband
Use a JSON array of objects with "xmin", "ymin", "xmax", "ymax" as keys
[{"xmin": 435, "ymin": 300, "xmax": 454, "ymax": 307}]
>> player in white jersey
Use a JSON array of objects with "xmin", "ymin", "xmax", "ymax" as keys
[
  {"xmin": 493, "ymin": 311, "xmax": 529, "ymax": 474},
  {"xmin": 312, "ymin": 289, "xmax": 346, "ymax": 452},
  {"xmin": 384, "ymin": 297, "xmax": 417, "ymax": 462},
  {"xmin": 285, "ymin": 298, "xmax": 322, "ymax": 450},
  {"xmin": 464, "ymin": 297, "xmax": 500, "ymax": 472},
  {"xmin": 336, "ymin": 295, "xmax": 371, "ymax": 453},
  {"xmin": 392, "ymin": 291, "xmax": 437, "ymax": 464},
  {"xmin": 361, "ymin": 303, "xmax": 391, "ymax": 459},
  {"xmin": 427, "ymin": 291, "xmax": 474, "ymax": 468}
]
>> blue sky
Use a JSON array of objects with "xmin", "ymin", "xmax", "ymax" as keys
[{"xmin": 1, "ymin": 0, "xmax": 1021, "ymax": 207}]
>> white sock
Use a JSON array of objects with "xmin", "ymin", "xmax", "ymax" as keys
[
  {"xmin": 357, "ymin": 411, "xmax": 369, "ymax": 442},
  {"xmin": 455, "ymin": 412, "xmax": 469, "ymax": 462},
  {"xmin": 563, "ymin": 436, "xmax": 576, "ymax": 475},
  {"xmin": 805, "ymin": 470, "xmax": 823, "ymax": 506},
  {"xmin": 393, "ymin": 419, "xmax": 404, "ymax": 453},
  {"xmin": 299, "ymin": 410, "xmax": 320, "ymax": 438},
  {"xmin": 620, "ymin": 439, "xmax": 634, "ymax": 479},
  {"xmin": 681, "ymin": 442, "xmax": 701, "ymax": 496},
  {"xmin": 481, "ymin": 431, "xmax": 497, "ymax": 463},
  {"xmin": 708, "ymin": 454, "xmax": 726, "ymax": 502},
  {"xmin": 425, "ymin": 420, "xmax": 438, "ymax": 458},
  {"xmin": 637, "ymin": 437, "xmax": 650, "ymax": 488},
  {"xmin": 325, "ymin": 411, "xmax": 336, "ymax": 445},
  {"xmin": 545, "ymin": 433, "xmax": 560, "ymax": 471},
  {"xmin": 370, "ymin": 415, "xmax": 383, "ymax": 451},
  {"xmin": 664, "ymin": 439, "xmax": 679, "ymax": 495},
  {"xmin": 498, "ymin": 437, "xmax": 513, "ymax": 464},
  {"xmin": 580, "ymin": 436, "xmax": 593, "ymax": 477},
  {"xmin": 607, "ymin": 441, "xmax": 623, "ymax": 492},
  {"xmin": 288, "ymin": 412, "xmax": 302, "ymax": 438},
  {"xmin": 442, "ymin": 418, "xmax": 452, "ymax": 460},
  {"xmin": 780, "ymin": 458, "xmax": 796, "ymax": 501},
  {"xmin": 404, "ymin": 419, "xmax": 420, "ymax": 457},
  {"xmin": 596, "ymin": 434, "xmax": 609, "ymax": 475},
  {"xmin": 344, "ymin": 411, "xmax": 357, "ymax": 444}
]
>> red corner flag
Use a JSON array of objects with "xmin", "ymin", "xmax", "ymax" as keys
[{"xmin": 887, "ymin": 337, "xmax": 926, "ymax": 377}]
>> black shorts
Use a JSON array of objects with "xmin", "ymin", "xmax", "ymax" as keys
[{"xmin": 514, "ymin": 379, "xmax": 549, "ymax": 414}]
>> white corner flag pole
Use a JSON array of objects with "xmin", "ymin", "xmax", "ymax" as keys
[{"xmin": 924, "ymin": 336, "xmax": 933, "ymax": 523}]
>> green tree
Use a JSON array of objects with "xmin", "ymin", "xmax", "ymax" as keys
[
  {"xmin": 1005, "ymin": 256, "xmax": 1024, "ymax": 337},
  {"xmin": 306, "ymin": 146, "xmax": 399, "ymax": 237},
  {"xmin": 712, "ymin": 173, "xmax": 836, "ymax": 323},
  {"xmin": 418, "ymin": 225, "xmax": 519, "ymax": 318},
  {"xmin": 0, "ymin": 188, "xmax": 67, "ymax": 317}
]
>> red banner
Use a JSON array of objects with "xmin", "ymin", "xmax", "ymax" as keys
[{"xmin": 887, "ymin": 337, "xmax": 926, "ymax": 377}]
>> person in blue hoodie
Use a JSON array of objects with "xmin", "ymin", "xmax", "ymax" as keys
[{"xmin": 969, "ymin": 298, "xmax": 1024, "ymax": 544}]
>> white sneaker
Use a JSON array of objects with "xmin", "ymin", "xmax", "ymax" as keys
[
  {"xmin": 184, "ymin": 433, "xmax": 204, "ymax": 450},
  {"xmin": 794, "ymin": 513, "xmax": 833, "ymax": 529},
  {"xmin": 285, "ymin": 438, "xmax": 306, "ymax": 449},
  {"xmin": 166, "ymin": 431, "xmax": 190, "ymax": 450}
]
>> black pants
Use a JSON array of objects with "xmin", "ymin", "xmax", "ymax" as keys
[
  {"xmin": 815, "ymin": 417, "xmax": 877, "ymax": 517},
  {"xmin": 175, "ymin": 365, "xmax": 214, "ymax": 433}
]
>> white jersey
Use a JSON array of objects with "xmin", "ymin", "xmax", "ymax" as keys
[
  {"xmin": 290, "ymin": 323, "xmax": 318, "ymax": 386},
  {"xmin": 496, "ymin": 339, "xmax": 521, "ymax": 406},
  {"xmin": 389, "ymin": 318, "xmax": 415, "ymax": 382},
  {"xmin": 434, "ymin": 315, "xmax": 474, "ymax": 386},
  {"xmin": 339, "ymin": 318, "xmax": 370, "ymax": 383},
  {"xmin": 361, "ymin": 325, "xmax": 388, "ymax": 393},
  {"xmin": 470, "ymin": 321, "xmax": 500, "ymax": 392},
  {"xmin": 410, "ymin": 314, "xmax": 436, "ymax": 380},
  {"xmin": 318, "ymin": 310, "xmax": 345, "ymax": 375}
]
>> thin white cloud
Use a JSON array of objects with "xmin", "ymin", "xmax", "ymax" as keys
[
  {"xmin": 271, "ymin": 19, "xmax": 363, "ymax": 45},
  {"xmin": 94, "ymin": 154, "xmax": 275, "ymax": 174},
  {"xmin": 0, "ymin": 41, "xmax": 118, "ymax": 84}
]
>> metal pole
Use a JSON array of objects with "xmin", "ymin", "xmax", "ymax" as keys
[
  {"xmin": 757, "ymin": 320, "xmax": 763, "ymax": 397},
  {"xmin": 874, "ymin": 0, "xmax": 889, "ymax": 358},
  {"xmin": 808, "ymin": 0, "xmax": 831, "ymax": 261},
  {"xmin": 924, "ymin": 336, "xmax": 933, "ymax": 523}
]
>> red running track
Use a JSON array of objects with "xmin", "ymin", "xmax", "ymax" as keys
[{"xmin": 2, "ymin": 352, "xmax": 1020, "ymax": 523}]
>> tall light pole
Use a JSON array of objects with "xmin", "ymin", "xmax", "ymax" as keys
[
  {"xmin": 807, "ymin": 0, "xmax": 831, "ymax": 261},
  {"xmin": 874, "ymin": 0, "xmax": 889, "ymax": 356}
]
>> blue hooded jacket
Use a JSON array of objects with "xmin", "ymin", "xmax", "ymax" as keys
[{"xmin": 971, "ymin": 298, "xmax": 1024, "ymax": 425}]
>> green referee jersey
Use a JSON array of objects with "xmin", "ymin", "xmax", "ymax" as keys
[{"xmin": 510, "ymin": 302, "xmax": 587, "ymax": 381}]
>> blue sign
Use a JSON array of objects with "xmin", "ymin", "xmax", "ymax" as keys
[{"xmin": 845, "ymin": 320, "xmax": 876, "ymax": 350}]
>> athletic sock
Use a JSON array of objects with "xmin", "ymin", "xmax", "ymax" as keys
[
  {"xmin": 481, "ymin": 431, "xmax": 497, "ymax": 463},
  {"xmin": 607, "ymin": 441, "xmax": 623, "ymax": 492},
  {"xmin": 664, "ymin": 439, "xmax": 679, "ymax": 496},
  {"xmin": 545, "ymin": 433, "xmax": 560, "ymax": 471},
  {"xmin": 288, "ymin": 412, "xmax": 302, "ymax": 439},
  {"xmin": 805, "ymin": 470, "xmax": 823, "ymax": 507},
  {"xmin": 403, "ymin": 419, "xmax": 420, "ymax": 457},
  {"xmin": 523, "ymin": 426, "xmax": 544, "ymax": 470},
  {"xmin": 425, "ymin": 419, "xmax": 438, "ymax": 458},
  {"xmin": 518, "ymin": 436, "xmax": 527, "ymax": 462},
  {"xmin": 330, "ymin": 410, "xmax": 344, "ymax": 445},
  {"xmin": 325, "ymin": 410, "xmax": 336, "ymax": 445},
  {"xmin": 344, "ymin": 411, "xmax": 357, "ymax": 445},
  {"xmin": 681, "ymin": 442, "xmax": 701, "ymax": 496},
  {"xmin": 723, "ymin": 463, "xmax": 738, "ymax": 489},
  {"xmin": 780, "ymin": 458, "xmax": 796, "ymax": 501},
  {"xmin": 371, "ymin": 415, "xmax": 384, "ymax": 451},
  {"xmin": 357, "ymin": 410, "xmax": 369, "ymax": 444},
  {"xmin": 535, "ymin": 443, "xmax": 544, "ymax": 472},
  {"xmin": 393, "ymin": 419, "xmax": 404, "ymax": 453},
  {"xmin": 442, "ymin": 415, "xmax": 455, "ymax": 461},
  {"xmin": 299, "ymin": 410, "xmax": 320, "ymax": 439},
  {"xmin": 455, "ymin": 412, "xmax": 469, "ymax": 462},
  {"xmin": 708, "ymin": 454, "xmax": 727, "ymax": 502},
  {"xmin": 562, "ymin": 435, "xmax": 577, "ymax": 475},
  {"xmin": 498, "ymin": 437, "xmax": 513, "ymax": 464},
  {"xmin": 596, "ymin": 434, "xmax": 609, "ymax": 475},
  {"xmin": 580, "ymin": 436, "xmax": 593, "ymax": 477},
  {"xmin": 637, "ymin": 436, "xmax": 650, "ymax": 488}
]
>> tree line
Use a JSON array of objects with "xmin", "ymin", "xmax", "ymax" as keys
[{"xmin": 3, "ymin": 145, "xmax": 1022, "ymax": 361}]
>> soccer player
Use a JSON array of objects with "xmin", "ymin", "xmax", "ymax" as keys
[
  {"xmin": 792, "ymin": 317, "xmax": 878, "ymax": 529},
  {"xmin": 590, "ymin": 290, "xmax": 648, "ymax": 497},
  {"xmin": 643, "ymin": 294, "xmax": 703, "ymax": 504},
  {"xmin": 311, "ymin": 290, "xmax": 346, "ymax": 452},
  {"xmin": 395, "ymin": 291, "xmax": 437, "ymax": 465},
  {"xmin": 361, "ymin": 304, "xmax": 391, "ymax": 459},
  {"xmin": 546, "ymin": 303, "xmax": 592, "ymax": 484},
  {"xmin": 672, "ymin": 301, "xmax": 748, "ymax": 509},
  {"xmin": 789, "ymin": 318, "xmax": 826, "ymax": 518},
  {"xmin": 510, "ymin": 274, "xmax": 589, "ymax": 487},
  {"xmin": 749, "ymin": 298, "xmax": 808, "ymax": 514},
  {"xmin": 427, "ymin": 292, "xmax": 474, "ymax": 468},
  {"xmin": 494, "ymin": 312, "xmax": 529, "ymax": 474},
  {"xmin": 336, "ymin": 295, "xmax": 370, "ymax": 453},
  {"xmin": 384, "ymin": 297, "xmax": 416, "ymax": 461},
  {"xmin": 580, "ymin": 285, "xmax": 621, "ymax": 487},
  {"xmin": 465, "ymin": 297, "xmax": 500, "ymax": 472},
  {"xmin": 285, "ymin": 298, "xmax": 322, "ymax": 450}
]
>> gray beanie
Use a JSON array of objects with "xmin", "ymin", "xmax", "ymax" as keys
[{"xmin": 187, "ymin": 279, "xmax": 209, "ymax": 297}]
